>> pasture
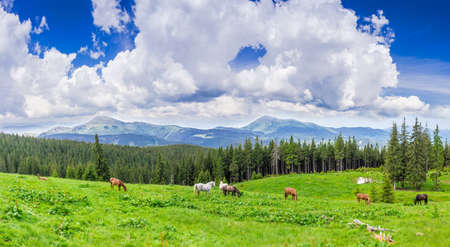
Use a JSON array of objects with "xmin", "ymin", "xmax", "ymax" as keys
[{"xmin": 0, "ymin": 171, "xmax": 449, "ymax": 246}]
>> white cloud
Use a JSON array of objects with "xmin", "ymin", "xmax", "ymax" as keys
[
  {"xmin": 77, "ymin": 46, "xmax": 88, "ymax": 54},
  {"xmin": 1, "ymin": 0, "xmax": 446, "ymax": 131},
  {"xmin": 91, "ymin": 0, "xmax": 130, "ymax": 33},
  {"xmin": 374, "ymin": 96, "xmax": 429, "ymax": 117},
  {"xmin": 0, "ymin": 0, "xmax": 13, "ymax": 11},
  {"xmin": 32, "ymin": 16, "xmax": 49, "ymax": 34}
]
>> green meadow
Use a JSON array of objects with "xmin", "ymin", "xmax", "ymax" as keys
[{"xmin": 0, "ymin": 170, "xmax": 449, "ymax": 247}]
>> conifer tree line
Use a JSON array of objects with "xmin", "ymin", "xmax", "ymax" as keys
[
  {"xmin": 1, "ymin": 127, "xmax": 449, "ymax": 185},
  {"xmin": 385, "ymin": 118, "xmax": 449, "ymax": 190}
]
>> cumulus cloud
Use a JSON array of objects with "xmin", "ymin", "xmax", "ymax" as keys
[
  {"xmin": 31, "ymin": 16, "xmax": 49, "ymax": 34},
  {"xmin": 91, "ymin": 0, "xmax": 130, "ymax": 33},
  {"xmin": 0, "ymin": 0, "xmax": 442, "ymax": 130},
  {"xmin": 0, "ymin": 0, "xmax": 13, "ymax": 11}
]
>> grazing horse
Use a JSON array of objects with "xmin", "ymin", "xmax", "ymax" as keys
[
  {"xmin": 193, "ymin": 181, "xmax": 215, "ymax": 196},
  {"xmin": 110, "ymin": 177, "xmax": 127, "ymax": 192},
  {"xmin": 356, "ymin": 193, "xmax": 370, "ymax": 205},
  {"xmin": 36, "ymin": 173, "xmax": 48, "ymax": 181},
  {"xmin": 219, "ymin": 181, "xmax": 228, "ymax": 190},
  {"xmin": 223, "ymin": 185, "xmax": 242, "ymax": 197},
  {"xmin": 414, "ymin": 194, "xmax": 428, "ymax": 205},
  {"xmin": 284, "ymin": 187, "xmax": 297, "ymax": 200}
]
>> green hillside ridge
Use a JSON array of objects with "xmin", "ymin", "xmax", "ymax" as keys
[{"xmin": 1, "ymin": 171, "xmax": 449, "ymax": 246}]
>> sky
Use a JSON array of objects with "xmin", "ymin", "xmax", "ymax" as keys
[{"xmin": 0, "ymin": 0, "xmax": 449, "ymax": 133}]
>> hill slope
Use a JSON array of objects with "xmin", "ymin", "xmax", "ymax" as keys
[{"xmin": 1, "ymin": 171, "xmax": 449, "ymax": 246}]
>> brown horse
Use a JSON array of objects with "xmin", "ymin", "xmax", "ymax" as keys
[
  {"xmin": 357, "ymin": 193, "xmax": 370, "ymax": 205},
  {"xmin": 284, "ymin": 187, "xmax": 297, "ymax": 200},
  {"xmin": 36, "ymin": 173, "xmax": 48, "ymax": 181},
  {"xmin": 414, "ymin": 194, "xmax": 428, "ymax": 205},
  {"xmin": 110, "ymin": 177, "xmax": 127, "ymax": 191},
  {"xmin": 223, "ymin": 185, "xmax": 242, "ymax": 197}
]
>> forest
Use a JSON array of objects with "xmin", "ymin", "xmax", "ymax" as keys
[{"xmin": 0, "ymin": 118, "xmax": 448, "ymax": 188}]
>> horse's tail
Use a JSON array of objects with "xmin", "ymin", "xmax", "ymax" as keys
[
  {"xmin": 193, "ymin": 185, "xmax": 197, "ymax": 195},
  {"xmin": 425, "ymin": 195, "xmax": 428, "ymax": 204}
]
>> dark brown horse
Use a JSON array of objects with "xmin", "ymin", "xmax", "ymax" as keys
[
  {"xmin": 223, "ymin": 185, "xmax": 242, "ymax": 197},
  {"xmin": 110, "ymin": 177, "xmax": 127, "ymax": 191},
  {"xmin": 414, "ymin": 194, "xmax": 428, "ymax": 205},
  {"xmin": 284, "ymin": 187, "xmax": 297, "ymax": 200},
  {"xmin": 356, "ymin": 193, "xmax": 370, "ymax": 205}
]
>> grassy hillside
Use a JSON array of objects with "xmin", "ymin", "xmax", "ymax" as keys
[{"xmin": 0, "ymin": 171, "xmax": 449, "ymax": 246}]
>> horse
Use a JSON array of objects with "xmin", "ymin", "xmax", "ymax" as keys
[
  {"xmin": 223, "ymin": 185, "xmax": 242, "ymax": 197},
  {"xmin": 356, "ymin": 193, "xmax": 370, "ymax": 205},
  {"xmin": 414, "ymin": 194, "xmax": 428, "ymax": 205},
  {"xmin": 284, "ymin": 187, "xmax": 297, "ymax": 200},
  {"xmin": 110, "ymin": 177, "xmax": 127, "ymax": 192},
  {"xmin": 36, "ymin": 173, "xmax": 48, "ymax": 181},
  {"xmin": 193, "ymin": 181, "xmax": 215, "ymax": 196},
  {"xmin": 219, "ymin": 181, "xmax": 228, "ymax": 190}
]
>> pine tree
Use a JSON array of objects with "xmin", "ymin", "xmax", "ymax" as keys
[
  {"xmin": 334, "ymin": 133, "xmax": 345, "ymax": 171},
  {"xmin": 386, "ymin": 123, "xmax": 402, "ymax": 190},
  {"xmin": 83, "ymin": 162, "xmax": 97, "ymax": 181},
  {"xmin": 195, "ymin": 170, "xmax": 211, "ymax": 183},
  {"xmin": 369, "ymin": 184, "xmax": 379, "ymax": 203},
  {"xmin": 93, "ymin": 134, "xmax": 109, "ymax": 181},
  {"xmin": 51, "ymin": 167, "xmax": 59, "ymax": 177},
  {"xmin": 406, "ymin": 118, "xmax": 427, "ymax": 189},
  {"xmin": 444, "ymin": 139, "xmax": 449, "ymax": 167},
  {"xmin": 398, "ymin": 118, "xmax": 409, "ymax": 188},
  {"xmin": 381, "ymin": 173, "xmax": 394, "ymax": 203},
  {"xmin": 151, "ymin": 152, "xmax": 164, "ymax": 184},
  {"xmin": 65, "ymin": 165, "xmax": 75, "ymax": 179},
  {"xmin": 431, "ymin": 125, "xmax": 444, "ymax": 170}
]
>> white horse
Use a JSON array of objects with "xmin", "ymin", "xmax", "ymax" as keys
[
  {"xmin": 219, "ymin": 181, "xmax": 228, "ymax": 190},
  {"xmin": 193, "ymin": 181, "xmax": 216, "ymax": 195}
]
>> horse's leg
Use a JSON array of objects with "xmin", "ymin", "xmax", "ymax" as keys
[
  {"xmin": 285, "ymin": 192, "xmax": 287, "ymax": 200},
  {"xmin": 110, "ymin": 183, "xmax": 113, "ymax": 190}
]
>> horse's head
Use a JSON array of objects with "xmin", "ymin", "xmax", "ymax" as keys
[{"xmin": 210, "ymin": 181, "xmax": 216, "ymax": 187}]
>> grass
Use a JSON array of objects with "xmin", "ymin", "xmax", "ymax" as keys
[{"xmin": 0, "ymin": 171, "xmax": 449, "ymax": 247}]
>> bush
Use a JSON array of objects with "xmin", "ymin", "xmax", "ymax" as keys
[
  {"xmin": 3, "ymin": 203, "xmax": 24, "ymax": 220},
  {"xmin": 251, "ymin": 172, "xmax": 263, "ymax": 180}
]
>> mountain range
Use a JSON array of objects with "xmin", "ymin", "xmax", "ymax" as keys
[{"xmin": 37, "ymin": 116, "xmax": 411, "ymax": 148}]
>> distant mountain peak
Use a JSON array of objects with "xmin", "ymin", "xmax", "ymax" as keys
[{"xmin": 87, "ymin": 116, "xmax": 124, "ymax": 125}]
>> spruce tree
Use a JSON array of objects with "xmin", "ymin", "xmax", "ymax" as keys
[
  {"xmin": 65, "ymin": 165, "xmax": 75, "ymax": 179},
  {"xmin": 151, "ymin": 152, "xmax": 163, "ymax": 184},
  {"xmin": 386, "ymin": 123, "xmax": 402, "ymax": 190},
  {"xmin": 369, "ymin": 184, "xmax": 379, "ymax": 203},
  {"xmin": 83, "ymin": 162, "xmax": 97, "ymax": 181},
  {"xmin": 398, "ymin": 118, "xmax": 409, "ymax": 187},
  {"xmin": 431, "ymin": 125, "xmax": 444, "ymax": 170},
  {"xmin": 406, "ymin": 118, "xmax": 427, "ymax": 189},
  {"xmin": 334, "ymin": 134, "xmax": 345, "ymax": 171},
  {"xmin": 93, "ymin": 134, "xmax": 109, "ymax": 181},
  {"xmin": 381, "ymin": 173, "xmax": 394, "ymax": 203}
]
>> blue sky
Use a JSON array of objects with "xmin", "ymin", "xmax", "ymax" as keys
[{"xmin": 0, "ymin": 0, "xmax": 449, "ymax": 132}]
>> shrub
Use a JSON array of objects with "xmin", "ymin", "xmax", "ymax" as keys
[
  {"xmin": 118, "ymin": 218, "xmax": 148, "ymax": 228},
  {"xmin": 3, "ymin": 203, "xmax": 24, "ymax": 220},
  {"xmin": 251, "ymin": 172, "xmax": 263, "ymax": 180}
]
